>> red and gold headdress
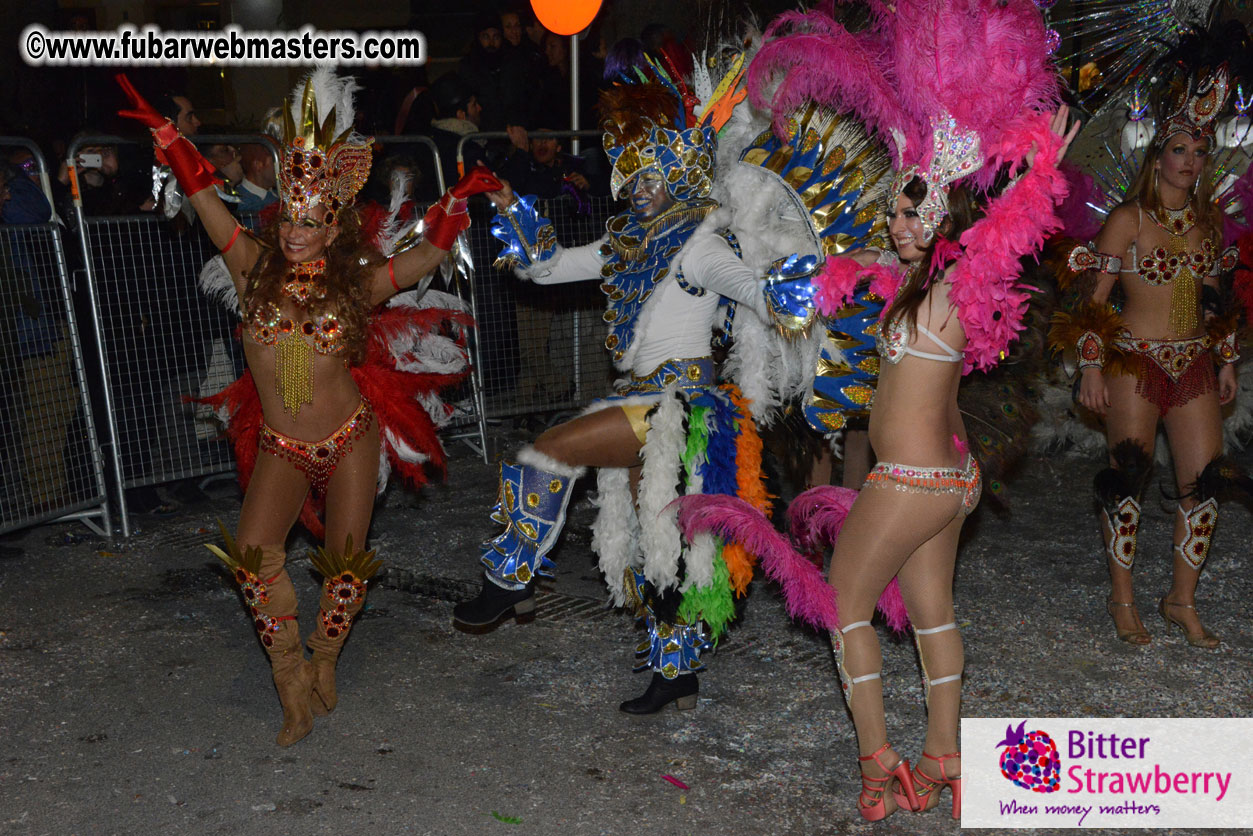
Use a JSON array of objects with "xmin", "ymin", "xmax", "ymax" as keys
[
  {"xmin": 1154, "ymin": 64, "xmax": 1231, "ymax": 149},
  {"xmin": 276, "ymin": 68, "xmax": 373, "ymax": 225}
]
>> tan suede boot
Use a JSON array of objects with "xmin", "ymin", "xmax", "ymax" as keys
[
  {"xmin": 306, "ymin": 536, "xmax": 381, "ymax": 716},
  {"xmin": 208, "ymin": 526, "xmax": 315, "ymax": 746}
]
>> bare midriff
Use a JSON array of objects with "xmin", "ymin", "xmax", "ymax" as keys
[
  {"xmin": 243, "ymin": 299, "xmax": 364, "ymax": 441},
  {"xmin": 869, "ymin": 355, "xmax": 965, "ymax": 467}
]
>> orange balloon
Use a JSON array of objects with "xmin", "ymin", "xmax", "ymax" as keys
[{"xmin": 531, "ymin": 0, "xmax": 603, "ymax": 36}]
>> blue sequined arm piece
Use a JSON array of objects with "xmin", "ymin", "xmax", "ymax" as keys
[
  {"xmin": 762, "ymin": 253, "xmax": 821, "ymax": 333},
  {"xmin": 489, "ymin": 194, "xmax": 558, "ymax": 270}
]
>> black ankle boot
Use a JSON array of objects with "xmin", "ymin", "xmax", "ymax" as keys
[
  {"xmin": 619, "ymin": 672, "xmax": 699, "ymax": 714},
  {"xmin": 452, "ymin": 576, "xmax": 535, "ymax": 632}
]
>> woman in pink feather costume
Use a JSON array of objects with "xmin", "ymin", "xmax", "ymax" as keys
[{"xmin": 822, "ymin": 106, "xmax": 1076, "ymax": 821}]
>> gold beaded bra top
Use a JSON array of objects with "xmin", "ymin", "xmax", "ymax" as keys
[
  {"xmin": 246, "ymin": 258, "xmax": 348, "ymax": 416},
  {"xmin": 1123, "ymin": 204, "xmax": 1217, "ymax": 336}
]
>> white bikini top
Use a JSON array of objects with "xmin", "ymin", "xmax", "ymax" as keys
[{"xmin": 876, "ymin": 315, "xmax": 963, "ymax": 365}]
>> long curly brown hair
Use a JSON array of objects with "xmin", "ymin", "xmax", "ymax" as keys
[{"xmin": 243, "ymin": 208, "xmax": 382, "ymax": 365}]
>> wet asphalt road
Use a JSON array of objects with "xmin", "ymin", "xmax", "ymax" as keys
[{"xmin": 1, "ymin": 425, "xmax": 1249, "ymax": 835}]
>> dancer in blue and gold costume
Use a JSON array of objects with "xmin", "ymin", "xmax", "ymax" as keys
[{"xmin": 454, "ymin": 38, "xmax": 893, "ymax": 712}]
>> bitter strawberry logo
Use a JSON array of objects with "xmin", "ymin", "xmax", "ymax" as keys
[{"xmin": 996, "ymin": 721, "xmax": 1061, "ymax": 793}]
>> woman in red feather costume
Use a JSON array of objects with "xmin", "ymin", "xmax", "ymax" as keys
[{"xmin": 117, "ymin": 68, "xmax": 500, "ymax": 747}]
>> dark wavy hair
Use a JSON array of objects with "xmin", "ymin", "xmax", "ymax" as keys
[
  {"xmin": 243, "ymin": 208, "xmax": 382, "ymax": 365},
  {"xmin": 883, "ymin": 177, "xmax": 981, "ymax": 332}
]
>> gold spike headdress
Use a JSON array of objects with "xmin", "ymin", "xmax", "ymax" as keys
[{"xmin": 275, "ymin": 68, "xmax": 373, "ymax": 225}]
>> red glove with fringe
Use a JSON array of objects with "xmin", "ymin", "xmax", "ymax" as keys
[
  {"xmin": 422, "ymin": 166, "xmax": 503, "ymax": 250},
  {"xmin": 116, "ymin": 74, "xmax": 219, "ymax": 197}
]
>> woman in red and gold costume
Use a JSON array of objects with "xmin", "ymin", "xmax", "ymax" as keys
[
  {"xmin": 1055, "ymin": 65, "xmax": 1240, "ymax": 649},
  {"xmin": 117, "ymin": 69, "xmax": 500, "ymax": 745}
]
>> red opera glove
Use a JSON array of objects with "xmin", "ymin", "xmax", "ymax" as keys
[
  {"xmin": 115, "ymin": 73, "xmax": 219, "ymax": 198},
  {"xmin": 422, "ymin": 165, "xmax": 503, "ymax": 251}
]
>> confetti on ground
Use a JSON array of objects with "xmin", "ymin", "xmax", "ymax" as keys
[
  {"xmin": 661, "ymin": 775, "xmax": 689, "ymax": 790},
  {"xmin": 490, "ymin": 811, "xmax": 522, "ymax": 824}
]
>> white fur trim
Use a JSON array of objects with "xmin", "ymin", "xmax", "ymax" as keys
[
  {"xmin": 636, "ymin": 391, "xmax": 686, "ymax": 592},
  {"xmin": 516, "ymin": 445, "xmax": 587, "ymax": 479},
  {"xmin": 516, "ymin": 243, "xmax": 567, "ymax": 281},
  {"xmin": 592, "ymin": 466, "xmax": 639, "ymax": 608},
  {"xmin": 681, "ymin": 533, "xmax": 719, "ymax": 593},
  {"xmin": 580, "ymin": 393, "xmax": 664, "ymax": 417}
]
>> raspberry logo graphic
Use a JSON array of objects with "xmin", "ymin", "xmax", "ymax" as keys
[{"xmin": 996, "ymin": 721, "xmax": 1061, "ymax": 793}]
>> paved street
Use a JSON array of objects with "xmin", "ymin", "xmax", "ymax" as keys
[{"xmin": 1, "ymin": 426, "xmax": 1249, "ymax": 835}]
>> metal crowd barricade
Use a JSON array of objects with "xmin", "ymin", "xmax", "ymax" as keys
[
  {"xmin": 68, "ymin": 134, "xmax": 274, "ymax": 537},
  {"xmin": 0, "ymin": 138, "xmax": 111, "ymax": 537},
  {"xmin": 374, "ymin": 135, "xmax": 489, "ymax": 461},
  {"xmin": 456, "ymin": 131, "xmax": 619, "ymax": 422}
]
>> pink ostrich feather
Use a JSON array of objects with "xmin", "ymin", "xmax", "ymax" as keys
[
  {"xmin": 1223, "ymin": 165, "xmax": 1253, "ymax": 247},
  {"xmin": 947, "ymin": 113, "xmax": 1068, "ymax": 373},
  {"xmin": 786, "ymin": 486, "xmax": 910, "ymax": 633},
  {"xmin": 787, "ymin": 485, "xmax": 857, "ymax": 557},
  {"xmin": 889, "ymin": 0, "xmax": 1060, "ymax": 188},
  {"xmin": 673, "ymin": 494, "xmax": 839, "ymax": 632},
  {"xmin": 748, "ymin": 8, "xmax": 921, "ymax": 154},
  {"xmin": 812, "ymin": 257, "xmax": 904, "ymax": 318},
  {"xmin": 1056, "ymin": 161, "xmax": 1103, "ymax": 242}
]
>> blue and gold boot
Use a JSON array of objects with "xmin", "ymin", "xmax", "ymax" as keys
[
  {"xmin": 619, "ymin": 569, "xmax": 707, "ymax": 713},
  {"xmin": 453, "ymin": 447, "xmax": 584, "ymax": 632}
]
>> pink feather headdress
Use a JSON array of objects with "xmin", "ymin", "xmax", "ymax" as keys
[{"xmin": 749, "ymin": 0, "xmax": 1070, "ymax": 370}]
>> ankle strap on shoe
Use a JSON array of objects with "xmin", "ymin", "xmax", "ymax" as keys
[
  {"xmin": 859, "ymin": 741, "xmax": 897, "ymax": 772},
  {"xmin": 922, "ymin": 751, "xmax": 961, "ymax": 780},
  {"xmin": 915, "ymin": 622, "xmax": 957, "ymax": 635}
]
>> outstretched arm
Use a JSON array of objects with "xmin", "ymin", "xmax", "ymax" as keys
[
  {"xmin": 116, "ymin": 74, "xmax": 260, "ymax": 288},
  {"xmin": 368, "ymin": 166, "xmax": 502, "ymax": 306}
]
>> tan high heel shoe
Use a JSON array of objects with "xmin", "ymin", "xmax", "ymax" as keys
[
  {"xmin": 1106, "ymin": 597, "xmax": 1150, "ymax": 645},
  {"xmin": 1158, "ymin": 598, "xmax": 1220, "ymax": 649}
]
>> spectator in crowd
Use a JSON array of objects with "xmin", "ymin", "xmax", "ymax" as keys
[
  {"xmin": 496, "ymin": 125, "xmax": 605, "ymax": 406},
  {"xmin": 205, "ymin": 144, "xmax": 245, "ymax": 200},
  {"xmin": 54, "ymin": 135, "xmax": 151, "ymax": 223},
  {"xmin": 459, "ymin": 12, "xmax": 530, "ymax": 130},
  {"xmin": 523, "ymin": 8, "xmax": 547, "ymax": 53},
  {"xmin": 158, "ymin": 92, "xmax": 202, "ymax": 137},
  {"xmin": 391, "ymin": 67, "xmax": 436, "ymax": 138},
  {"xmin": 498, "ymin": 126, "xmax": 598, "ymax": 199},
  {"xmin": 236, "ymin": 143, "xmax": 279, "ymax": 215},
  {"xmin": 428, "ymin": 73, "xmax": 489, "ymax": 190},
  {"xmin": 359, "ymin": 152, "xmax": 421, "ymax": 214},
  {"xmin": 1, "ymin": 165, "xmax": 79, "ymax": 516},
  {"xmin": 501, "ymin": 6, "xmax": 543, "ymax": 74}
]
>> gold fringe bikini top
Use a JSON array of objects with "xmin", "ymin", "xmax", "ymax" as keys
[{"xmin": 245, "ymin": 258, "xmax": 348, "ymax": 416}]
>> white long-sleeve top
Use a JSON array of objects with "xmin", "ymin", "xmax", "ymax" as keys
[{"xmin": 522, "ymin": 227, "xmax": 768, "ymax": 376}]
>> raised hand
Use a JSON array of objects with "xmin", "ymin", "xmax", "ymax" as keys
[
  {"xmin": 115, "ymin": 73, "xmax": 218, "ymax": 196},
  {"xmin": 422, "ymin": 165, "xmax": 505, "ymax": 250}
]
